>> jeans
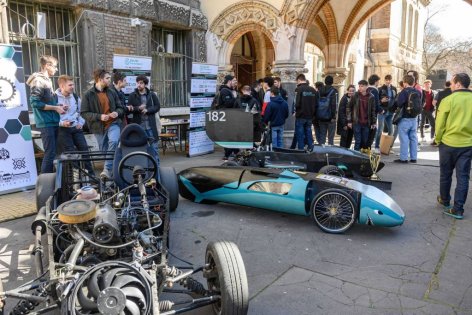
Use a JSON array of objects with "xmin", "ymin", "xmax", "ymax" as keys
[
  {"xmin": 94, "ymin": 123, "xmax": 121, "ymax": 171},
  {"xmin": 295, "ymin": 118, "xmax": 313, "ymax": 150},
  {"xmin": 271, "ymin": 125, "xmax": 284, "ymax": 148},
  {"xmin": 439, "ymin": 144, "xmax": 472, "ymax": 213},
  {"xmin": 313, "ymin": 120, "xmax": 321, "ymax": 144},
  {"xmin": 58, "ymin": 127, "xmax": 94, "ymax": 174},
  {"xmin": 420, "ymin": 109, "xmax": 435, "ymax": 139},
  {"xmin": 375, "ymin": 112, "xmax": 394, "ymax": 148},
  {"xmin": 318, "ymin": 121, "xmax": 336, "ymax": 145},
  {"xmin": 353, "ymin": 124, "xmax": 370, "ymax": 151},
  {"xmin": 340, "ymin": 127, "xmax": 353, "ymax": 149},
  {"xmin": 398, "ymin": 118, "xmax": 418, "ymax": 161},
  {"xmin": 145, "ymin": 128, "xmax": 160, "ymax": 167},
  {"xmin": 38, "ymin": 126, "xmax": 58, "ymax": 173}
]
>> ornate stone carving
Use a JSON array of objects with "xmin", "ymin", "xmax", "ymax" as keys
[
  {"xmin": 271, "ymin": 67, "xmax": 307, "ymax": 82},
  {"xmin": 84, "ymin": 11, "xmax": 106, "ymax": 69},
  {"xmin": 211, "ymin": 33, "xmax": 223, "ymax": 50},
  {"xmin": 109, "ymin": 0, "xmax": 130, "ymax": 15},
  {"xmin": 72, "ymin": 0, "xmax": 108, "ymax": 10},
  {"xmin": 157, "ymin": 0, "xmax": 191, "ymax": 27},
  {"xmin": 284, "ymin": 0, "xmax": 309, "ymax": 24},
  {"xmin": 132, "ymin": 0, "xmax": 157, "ymax": 20},
  {"xmin": 193, "ymin": 30, "xmax": 206, "ymax": 62},
  {"xmin": 210, "ymin": 1, "xmax": 281, "ymax": 41},
  {"xmin": 190, "ymin": 10, "xmax": 208, "ymax": 30},
  {"xmin": 216, "ymin": 69, "xmax": 233, "ymax": 86}
]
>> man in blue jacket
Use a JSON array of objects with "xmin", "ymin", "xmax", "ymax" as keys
[{"xmin": 264, "ymin": 87, "xmax": 289, "ymax": 148}]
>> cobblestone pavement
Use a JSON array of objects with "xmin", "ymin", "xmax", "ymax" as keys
[{"xmin": 0, "ymin": 189, "xmax": 35, "ymax": 223}]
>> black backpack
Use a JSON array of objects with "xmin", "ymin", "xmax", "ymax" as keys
[
  {"xmin": 405, "ymin": 90, "xmax": 422, "ymax": 117},
  {"xmin": 316, "ymin": 88, "xmax": 335, "ymax": 120},
  {"xmin": 211, "ymin": 91, "xmax": 221, "ymax": 110}
]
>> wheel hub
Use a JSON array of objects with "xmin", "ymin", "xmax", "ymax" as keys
[
  {"xmin": 97, "ymin": 287, "xmax": 126, "ymax": 314},
  {"xmin": 329, "ymin": 206, "xmax": 338, "ymax": 215}
]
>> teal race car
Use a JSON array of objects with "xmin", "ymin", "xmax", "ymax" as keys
[{"xmin": 178, "ymin": 166, "xmax": 404, "ymax": 234}]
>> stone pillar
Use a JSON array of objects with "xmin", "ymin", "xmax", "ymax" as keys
[
  {"xmin": 0, "ymin": 0, "xmax": 9, "ymax": 44},
  {"xmin": 271, "ymin": 60, "xmax": 307, "ymax": 132},
  {"xmin": 135, "ymin": 21, "xmax": 152, "ymax": 56},
  {"xmin": 324, "ymin": 68, "xmax": 349, "ymax": 96}
]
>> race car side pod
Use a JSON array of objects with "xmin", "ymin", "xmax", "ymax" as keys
[{"xmin": 353, "ymin": 174, "xmax": 392, "ymax": 191}]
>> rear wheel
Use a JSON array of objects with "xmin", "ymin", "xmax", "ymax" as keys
[
  {"xmin": 311, "ymin": 188, "xmax": 356, "ymax": 234},
  {"xmin": 160, "ymin": 167, "xmax": 179, "ymax": 212},
  {"xmin": 35, "ymin": 172, "xmax": 56, "ymax": 212},
  {"xmin": 205, "ymin": 241, "xmax": 248, "ymax": 315},
  {"xmin": 318, "ymin": 165, "xmax": 345, "ymax": 177}
]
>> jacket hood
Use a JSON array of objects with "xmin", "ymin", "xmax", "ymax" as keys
[
  {"xmin": 270, "ymin": 95, "xmax": 285, "ymax": 104},
  {"xmin": 55, "ymin": 89, "xmax": 74, "ymax": 98},
  {"xmin": 26, "ymin": 72, "xmax": 50, "ymax": 87}
]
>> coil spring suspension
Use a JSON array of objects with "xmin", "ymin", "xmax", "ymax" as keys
[
  {"xmin": 180, "ymin": 277, "xmax": 207, "ymax": 296},
  {"xmin": 165, "ymin": 266, "xmax": 182, "ymax": 277},
  {"xmin": 159, "ymin": 300, "xmax": 174, "ymax": 312},
  {"xmin": 9, "ymin": 285, "xmax": 47, "ymax": 315}
]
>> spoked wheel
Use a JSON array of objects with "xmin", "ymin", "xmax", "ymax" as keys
[
  {"xmin": 69, "ymin": 261, "xmax": 152, "ymax": 315},
  {"xmin": 318, "ymin": 165, "xmax": 345, "ymax": 177},
  {"xmin": 205, "ymin": 241, "xmax": 249, "ymax": 315},
  {"xmin": 311, "ymin": 188, "xmax": 356, "ymax": 234}
]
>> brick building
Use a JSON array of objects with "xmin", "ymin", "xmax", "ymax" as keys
[{"xmin": 1, "ymin": 0, "xmax": 207, "ymax": 116}]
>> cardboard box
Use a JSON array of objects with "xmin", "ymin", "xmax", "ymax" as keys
[{"xmin": 380, "ymin": 134, "xmax": 394, "ymax": 155}]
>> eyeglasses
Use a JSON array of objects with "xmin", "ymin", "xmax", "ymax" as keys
[{"xmin": 47, "ymin": 64, "xmax": 58, "ymax": 69}]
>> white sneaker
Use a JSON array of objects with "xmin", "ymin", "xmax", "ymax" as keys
[
  {"xmin": 100, "ymin": 169, "xmax": 111, "ymax": 179},
  {"xmin": 373, "ymin": 148, "xmax": 380, "ymax": 154}
]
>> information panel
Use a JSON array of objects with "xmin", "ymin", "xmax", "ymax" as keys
[
  {"xmin": 0, "ymin": 44, "xmax": 37, "ymax": 194},
  {"xmin": 113, "ymin": 54, "xmax": 152, "ymax": 95},
  {"xmin": 187, "ymin": 62, "xmax": 217, "ymax": 157}
]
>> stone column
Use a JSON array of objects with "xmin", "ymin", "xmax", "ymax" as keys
[
  {"xmin": 271, "ymin": 60, "xmax": 307, "ymax": 132},
  {"xmin": 135, "ymin": 21, "xmax": 152, "ymax": 56},
  {"xmin": 0, "ymin": 0, "xmax": 9, "ymax": 44}
]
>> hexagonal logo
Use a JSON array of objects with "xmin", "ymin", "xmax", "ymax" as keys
[
  {"xmin": 0, "ymin": 45, "xmax": 15, "ymax": 59},
  {"xmin": 18, "ymin": 110, "xmax": 30, "ymax": 125},
  {"xmin": 5, "ymin": 119, "xmax": 22, "ymax": 134},
  {"xmin": 20, "ymin": 125, "xmax": 32, "ymax": 141},
  {"xmin": 0, "ymin": 128, "xmax": 8, "ymax": 143}
]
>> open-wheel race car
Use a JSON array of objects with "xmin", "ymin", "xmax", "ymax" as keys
[
  {"xmin": 0, "ymin": 124, "xmax": 248, "ymax": 315},
  {"xmin": 178, "ymin": 166, "xmax": 404, "ymax": 234}
]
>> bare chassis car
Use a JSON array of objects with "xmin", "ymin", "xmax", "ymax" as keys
[{"xmin": 0, "ymin": 151, "xmax": 248, "ymax": 315}]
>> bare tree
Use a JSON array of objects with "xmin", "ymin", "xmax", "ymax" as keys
[{"xmin": 422, "ymin": 5, "xmax": 472, "ymax": 77}]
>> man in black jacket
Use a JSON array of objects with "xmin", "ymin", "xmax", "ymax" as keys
[
  {"xmin": 216, "ymin": 75, "xmax": 239, "ymax": 160},
  {"xmin": 236, "ymin": 85, "xmax": 262, "ymax": 143},
  {"xmin": 274, "ymin": 77, "xmax": 288, "ymax": 101},
  {"xmin": 127, "ymin": 75, "xmax": 161, "ymax": 164},
  {"xmin": 337, "ymin": 84, "xmax": 356, "ymax": 148},
  {"xmin": 316, "ymin": 75, "xmax": 338, "ymax": 145},
  {"xmin": 374, "ymin": 74, "xmax": 397, "ymax": 150},
  {"xmin": 294, "ymin": 74, "xmax": 318, "ymax": 150},
  {"xmin": 81, "ymin": 69, "xmax": 124, "ymax": 178}
]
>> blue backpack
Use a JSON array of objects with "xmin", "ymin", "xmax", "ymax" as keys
[{"xmin": 316, "ymin": 88, "xmax": 335, "ymax": 120}]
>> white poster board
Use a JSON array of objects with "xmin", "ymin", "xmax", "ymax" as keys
[
  {"xmin": 0, "ymin": 44, "xmax": 37, "ymax": 194},
  {"xmin": 188, "ymin": 62, "xmax": 218, "ymax": 157},
  {"xmin": 113, "ymin": 54, "xmax": 152, "ymax": 95}
]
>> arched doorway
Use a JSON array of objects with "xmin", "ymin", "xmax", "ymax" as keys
[
  {"xmin": 230, "ymin": 31, "xmax": 274, "ymax": 88},
  {"xmin": 304, "ymin": 42, "xmax": 325, "ymax": 85}
]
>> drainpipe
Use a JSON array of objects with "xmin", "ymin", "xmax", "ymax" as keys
[
  {"xmin": 366, "ymin": 18, "xmax": 375, "ymax": 75},
  {"xmin": 0, "ymin": 0, "xmax": 10, "ymax": 44}
]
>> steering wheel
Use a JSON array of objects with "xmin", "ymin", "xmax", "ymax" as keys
[{"xmin": 118, "ymin": 152, "xmax": 157, "ymax": 185}]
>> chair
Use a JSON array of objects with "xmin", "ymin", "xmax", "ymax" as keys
[{"xmin": 159, "ymin": 133, "xmax": 177, "ymax": 154}]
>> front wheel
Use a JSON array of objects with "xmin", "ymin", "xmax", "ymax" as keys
[
  {"xmin": 311, "ymin": 188, "xmax": 356, "ymax": 234},
  {"xmin": 318, "ymin": 165, "xmax": 345, "ymax": 177},
  {"xmin": 159, "ymin": 167, "xmax": 179, "ymax": 212},
  {"xmin": 205, "ymin": 241, "xmax": 249, "ymax": 315}
]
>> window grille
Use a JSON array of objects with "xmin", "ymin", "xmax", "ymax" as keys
[
  {"xmin": 6, "ymin": 0, "xmax": 81, "ymax": 106},
  {"xmin": 151, "ymin": 27, "xmax": 188, "ymax": 108}
]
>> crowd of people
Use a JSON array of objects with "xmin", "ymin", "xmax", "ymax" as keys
[
  {"xmin": 29, "ymin": 55, "xmax": 161, "ymax": 179},
  {"xmin": 28, "ymin": 54, "xmax": 471, "ymax": 219}
]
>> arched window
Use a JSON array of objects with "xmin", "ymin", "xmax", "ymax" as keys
[
  {"xmin": 414, "ymin": 10, "xmax": 419, "ymax": 49},
  {"xmin": 401, "ymin": 0, "xmax": 407, "ymax": 43},
  {"xmin": 408, "ymin": 4, "xmax": 413, "ymax": 47}
]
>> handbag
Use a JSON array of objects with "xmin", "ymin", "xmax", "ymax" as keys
[{"xmin": 392, "ymin": 107, "xmax": 403, "ymax": 125}]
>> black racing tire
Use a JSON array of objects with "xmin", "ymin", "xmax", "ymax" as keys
[
  {"xmin": 35, "ymin": 172, "xmax": 56, "ymax": 212},
  {"xmin": 205, "ymin": 241, "xmax": 249, "ymax": 315},
  {"xmin": 0, "ymin": 277, "xmax": 4, "ymax": 315},
  {"xmin": 318, "ymin": 165, "xmax": 345, "ymax": 177},
  {"xmin": 221, "ymin": 161, "xmax": 239, "ymax": 167},
  {"xmin": 159, "ymin": 167, "xmax": 179, "ymax": 212},
  {"xmin": 311, "ymin": 188, "xmax": 356, "ymax": 234}
]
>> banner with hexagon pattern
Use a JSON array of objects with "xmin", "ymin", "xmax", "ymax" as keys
[{"xmin": 0, "ymin": 44, "xmax": 37, "ymax": 194}]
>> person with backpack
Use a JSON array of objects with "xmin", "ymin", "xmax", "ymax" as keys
[
  {"xmin": 346, "ymin": 80, "xmax": 377, "ymax": 152},
  {"xmin": 375, "ymin": 74, "xmax": 397, "ymax": 150},
  {"xmin": 55, "ymin": 75, "xmax": 94, "ymax": 175},
  {"xmin": 315, "ymin": 75, "xmax": 338, "ymax": 145},
  {"xmin": 294, "ymin": 74, "xmax": 318, "ymax": 150},
  {"xmin": 391, "ymin": 75, "xmax": 422, "ymax": 163}
]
